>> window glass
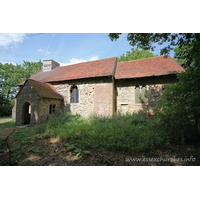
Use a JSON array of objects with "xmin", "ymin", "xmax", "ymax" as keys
[
  {"xmin": 141, "ymin": 87, "xmax": 147, "ymax": 103},
  {"xmin": 70, "ymin": 85, "xmax": 79, "ymax": 103},
  {"xmin": 135, "ymin": 87, "xmax": 140, "ymax": 103}
]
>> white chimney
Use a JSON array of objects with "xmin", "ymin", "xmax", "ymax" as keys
[{"xmin": 43, "ymin": 60, "xmax": 60, "ymax": 72}]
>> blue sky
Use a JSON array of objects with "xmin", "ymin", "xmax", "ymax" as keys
[{"xmin": 0, "ymin": 33, "xmax": 175, "ymax": 66}]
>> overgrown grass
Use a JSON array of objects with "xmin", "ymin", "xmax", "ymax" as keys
[
  {"xmin": 12, "ymin": 111, "xmax": 197, "ymax": 155},
  {"xmin": 0, "ymin": 120, "xmax": 15, "ymax": 128},
  {"xmin": 0, "ymin": 116, "xmax": 12, "ymax": 119},
  {"xmin": 2, "ymin": 112, "xmax": 199, "ymax": 166},
  {"xmin": 28, "ymin": 112, "xmax": 169, "ymax": 154}
]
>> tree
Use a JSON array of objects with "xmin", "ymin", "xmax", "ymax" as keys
[
  {"xmin": 108, "ymin": 33, "xmax": 200, "ymax": 61},
  {"xmin": 173, "ymin": 44, "xmax": 193, "ymax": 69},
  {"xmin": 21, "ymin": 60, "xmax": 43, "ymax": 79},
  {"xmin": 117, "ymin": 48, "xmax": 158, "ymax": 62},
  {"xmin": 0, "ymin": 60, "xmax": 42, "ymax": 116},
  {"xmin": 154, "ymin": 42, "xmax": 200, "ymax": 142},
  {"xmin": 109, "ymin": 33, "xmax": 200, "ymax": 141}
]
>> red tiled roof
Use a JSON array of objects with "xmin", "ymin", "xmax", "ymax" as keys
[
  {"xmin": 17, "ymin": 80, "xmax": 25, "ymax": 86},
  {"xmin": 17, "ymin": 57, "xmax": 117, "ymax": 85},
  {"xmin": 115, "ymin": 55, "xmax": 184, "ymax": 79},
  {"xmin": 16, "ymin": 79, "xmax": 63, "ymax": 100},
  {"xmin": 16, "ymin": 56, "xmax": 184, "ymax": 86}
]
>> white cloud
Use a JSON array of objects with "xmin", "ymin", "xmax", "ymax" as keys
[
  {"xmin": 2, "ymin": 62, "xmax": 16, "ymax": 65},
  {"xmin": 0, "ymin": 33, "xmax": 27, "ymax": 48},
  {"xmin": 59, "ymin": 56, "xmax": 99, "ymax": 67},
  {"xmin": 89, "ymin": 56, "xmax": 99, "ymax": 61},
  {"xmin": 59, "ymin": 58, "xmax": 86, "ymax": 66},
  {"xmin": 38, "ymin": 49, "xmax": 44, "ymax": 52}
]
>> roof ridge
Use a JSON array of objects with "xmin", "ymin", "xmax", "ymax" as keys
[
  {"xmin": 15, "ymin": 79, "xmax": 29, "ymax": 98},
  {"xmin": 28, "ymin": 79, "xmax": 43, "ymax": 98},
  {"xmin": 60, "ymin": 56, "xmax": 117, "ymax": 68},
  {"xmin": 28, "ymin": 79, "xmax": 63, "ymax": 99},
  {"xmin": 118, "ymin": 55, "xmax": 170, "ymax": 64}
]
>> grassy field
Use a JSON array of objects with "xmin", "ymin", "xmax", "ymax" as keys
[{"xmin": 0, "ymin": 113, "xmax": 200, "ymax": 166}]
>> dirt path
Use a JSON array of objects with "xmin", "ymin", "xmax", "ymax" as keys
[
  {"xmin": 0, "ymin": 118, "xmax": 15, "ymax": 139},
  {"xmin": 0, "ymin": 118, "xmax": 13, "ymax": 124}
]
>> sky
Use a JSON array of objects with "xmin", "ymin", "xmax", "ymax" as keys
[{"xmin": 0, "ymin": 33, "xmax": 175, "ymax": 66}]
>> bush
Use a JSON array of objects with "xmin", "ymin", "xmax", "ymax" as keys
[
  {"xmin": 43, "ymin": 112, "xmax": 166, "ymax": 154},
  {"xmin": 154, "ymin": 78, "xmax": 200, "ymax": 145}
]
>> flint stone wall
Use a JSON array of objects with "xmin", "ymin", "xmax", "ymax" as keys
[
  {"xmin": 16, "ymin": 81, "xmax": 40, "ymax": 125},
  {"xmin": 53, "ymin": 77, "xmax": 114, "ymax": 117},
  {"xmin": 116, "ymin": 75, "xmax": 177, "ymax": 114},
  {"xmin": 38, "ymin": 99, "xmax": 62, "ymax": 122},
  {"xmin": 16, "ymin": 81, "xmax": 63, "ymax": 125}
]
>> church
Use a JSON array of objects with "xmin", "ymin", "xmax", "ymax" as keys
[{"xmin": 14, "ymin": 56, "xmax": 184, "ymax": 125}]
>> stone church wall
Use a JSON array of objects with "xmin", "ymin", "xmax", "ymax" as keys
[
  {"xmin": 53, "ymin": 77, "xmax": 114, "ymax": 117},
  {"xmin": 16, "ymin": 81, "xmax": 40, "ymax": 125},
  {"xmin": 16, "ymin": 81, "xmax": 63, "ymax": 125},
  {"xmin": 38, "ymin": 99, "xmax": 62, "ymax": 122},
  {"xmin": 15, "ymin": 74, "xmax": 178, "ymax": 125},
  {"xmin": 116, "ymin": 75, "xmax": 177, "ymax": 114}
]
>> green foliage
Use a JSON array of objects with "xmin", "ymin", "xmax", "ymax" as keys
[
  {"xmin": 108, "ymin": 33, "xmax": 198, "ymax": 55},
  {"xmin": 0, "ymin": 120, "xmax": 15, "ymax": 128},
  {"xmin": 117, "ymin": 48, "xmax": 158, "ymax": 62},
  {"xmin": 0, "ymin": 94, "xmax": 13, "ymax": 116},
  {"xmin": 109, "ymin": 33, "xmax": 200, "ymax": 144},
  {"xmin": 154, "ymin": 42, "xmax": 200, "ymax": 144},
  {"xmin": 15, "ymin": 151, "xmax": 26, "ymax": 160},
  {"xmin": 0, "ymin": 60, "xmax": 42, "ymax": 117},
  {"xmin": 173, "ymin": 45, "xmax": 193, "ymax": 69},
  {"xmin": 37, "ymin": 112, "xmax": 167, "ymax": 154},
  {"xmin": 21, "ymin": 136, "xmax": 35, "ymax": 145},
  {"xmin": 28, "ymin": 147, "xmax": 40, "ymax": 153}
]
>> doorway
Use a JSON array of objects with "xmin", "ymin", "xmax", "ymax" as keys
[{"xmin": 22, "ymin": 102, "xmax": 31, "ymax": 125}]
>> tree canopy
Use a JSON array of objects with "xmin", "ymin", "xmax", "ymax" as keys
[
  {"xmin": 0, "ymin": 60, "xmax": 42, "ymax": 116},
  {"xmin": 110, "ymin": 33, "xmax": 200, "ymax": 137},
  {"xmin": 173, "ymin": 44, "xmax": 193, "ymax": 69},
  {"xmin": 108, "ymin": 33, "xmax": 200, "ymax": 61},
  {"xmin": 117, "ymin": 48, "xmax": 158, "ymax": 62}
]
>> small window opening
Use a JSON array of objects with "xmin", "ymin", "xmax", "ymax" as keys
[
  {"xmin": 70, "ymin": 85, "xmax": 79, "ymax": 103},
  {"xmin": 53, "ymin": 104, "xmax": 56, "ymax": 113},
  {"xmin": 49, "ymin": 104, "xmax": 52, "ymax": 114},
  {"xmin": 135, "ymin": 86, "xmax": 147, "ymax": 104}
]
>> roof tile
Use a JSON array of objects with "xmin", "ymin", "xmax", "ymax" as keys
[
  {"xmin": 16, "ymin": 79, "xmax": 63, "ymax": 100},
  {"xmin": 29, "ymin": 79, "xmax": 63, "ymax": 99},
  {"xmin": 17, "ymin": 57, "xmax": 117, "ymax": 85},
  {"xmin": 115, "ymin": 55, "xmax": 184, "ymax": 79},
  {"xmin": 17, "ymin": 56, "xmax": 184, "ymax": 86}
]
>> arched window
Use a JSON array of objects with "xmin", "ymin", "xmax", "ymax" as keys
[
  {"xmin": 135, "ymin": 86, "xmax": 147, "ymax": 104},
  {"xmin": 53, "ymin": 104, "xmax": 56, "ymax": 113},
  {"xmin": 70, "ymin": 85, "xmax": 79, "ymax": 103},
  {"xmin": 49, "ymin": 104, "xmax": 52, "ymax": 114}
]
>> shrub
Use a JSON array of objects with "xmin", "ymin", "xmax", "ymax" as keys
[{"xmin": 43, "ymin": 112, "xmax": 166, "ymax": 154}]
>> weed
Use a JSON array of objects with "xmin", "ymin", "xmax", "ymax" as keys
[
  {"xmin": 10, "ymin": 112, "xmax": 189, "ymax": 157},
  {"xmin": 0, "ymin": 120, "xmax": 15, "ymax": 128},
  {"xmin": 41, "ymin": 112, "xmax": 166, "ymax": 154},
  {"xmin": 28, "ymin": 147, "xmax": 40, "ymax": 153}
]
